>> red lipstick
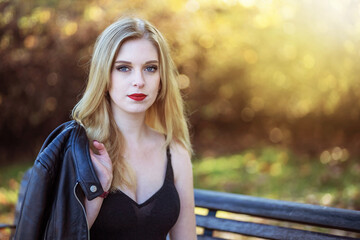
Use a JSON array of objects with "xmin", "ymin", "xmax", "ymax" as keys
[{"xmin": 128, "ymin": 93, "xmax": 147, "ymax": 101}]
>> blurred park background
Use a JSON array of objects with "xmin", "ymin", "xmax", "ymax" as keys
[{"xmin": 1, "ymin": 0, "xmax": 360, "ymax": 237}]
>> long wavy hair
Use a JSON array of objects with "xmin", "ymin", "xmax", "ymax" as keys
[{"xmin": 72, "ymin": 17, "xmax": 191, "ymax": 191}]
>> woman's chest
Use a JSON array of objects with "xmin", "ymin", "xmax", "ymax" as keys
[{"xmin": 91, "ymin": 177, "xmax": 180, "ymax": 239}]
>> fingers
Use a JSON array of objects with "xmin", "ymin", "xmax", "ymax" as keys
[
  {"xmin": 93, "ymin": 140, "xmax": 104, "ymax": 150},
  {"xmin": 91, "ymin": 141, "xmax": 112, "ymax": 168},
  {"xmin": 92, "ymin": 140, "xmax": 109, "ymax": 155},
  {"xmin": 90, "ymin": 148, "xmax": 111, "ymax": 174}
]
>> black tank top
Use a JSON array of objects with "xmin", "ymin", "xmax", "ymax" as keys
[{"xmin": 90, "ymin": 147, "xmax": 180, "ymax": 240}]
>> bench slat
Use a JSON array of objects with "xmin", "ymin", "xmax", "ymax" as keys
[
  {"xmin": 0, "ymin": 224, "xmax": 16, "ymax": 229},
  {"xmin": 196, "ymin": 215, "xmax": 359, "ymax": 240},
  {"xmin": 197, "ymin": 236, "xmax": 223, "ymax": 240},
  {"xmin": 195, "ymin": 189, "xmax": 360, "ymax": 233}
]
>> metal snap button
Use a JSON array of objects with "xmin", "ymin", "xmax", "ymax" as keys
[{"xmin": 90, "ymin": 185, "xmax": 97, "ymax": 193}]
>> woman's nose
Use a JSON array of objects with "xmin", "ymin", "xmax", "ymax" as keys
[{"xmin": 132, "ymin": 70, "xmax": 145, "ymax": 88}]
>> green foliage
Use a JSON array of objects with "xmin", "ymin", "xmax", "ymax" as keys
[
  {"xmin": 0, "ymin": 162, "xmax": 32, "ymax": 224},
  {"xmin": 0, "ymin": 162, "xmax": 32, "ymax": 188}
]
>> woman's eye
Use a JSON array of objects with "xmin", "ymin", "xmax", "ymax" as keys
[
  {"xmin": 145, "ymin": 65, "xmax": 158, "ymax": 72},
  {"xmin": 116, "ymin": 66, "xmax": 130, "ymax": 72}
]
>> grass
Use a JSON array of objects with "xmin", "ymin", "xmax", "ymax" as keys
[
  {"xmin": 193, "ymin": 146, "xmax": 360, "ymax": 210},
  {"xmin": 0, "ymin": 162, "xmax": 32, "ymax": 224}
]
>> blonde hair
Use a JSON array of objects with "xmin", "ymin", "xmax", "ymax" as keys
[{"xmin": 72, "ymin": 17, "xmax": 191, "ymax": 191}]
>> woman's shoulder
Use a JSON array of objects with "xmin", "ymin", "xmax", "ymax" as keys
[
  {"xmin": 169, "ymin": 140, "xmax": 192, "ymax": 182},
  {"xmin": 39, "ymin": 120, "xmax": 86, "ymax": 155},
  {"xmin": 170, "ymin": 140, "xmax": 190, "ymax": 159}
]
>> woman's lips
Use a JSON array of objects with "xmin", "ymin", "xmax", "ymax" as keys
[{"xmin": 128, "ymin": 93, "xmax": 147, "ymax": 101}]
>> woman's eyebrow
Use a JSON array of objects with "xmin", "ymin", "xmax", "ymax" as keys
[
  {"xmin": 114, "ymin": 60, "xmax": 159, "ymax": 64},
  {"xmin": 145, "ymin": 60, "xmax": 159, "ymax": 64},
  {"xmin": 114, "ymin": 60, "xmax": 131, "ymax": 64}
]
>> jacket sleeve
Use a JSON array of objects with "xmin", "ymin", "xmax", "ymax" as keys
[{"xmin": 14, "ymin": 121, "xmax": 74, "ymax": 240}]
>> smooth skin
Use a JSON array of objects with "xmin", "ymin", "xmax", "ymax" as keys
[{"xmin": 84, "ymin": 38, "xmax": 196, "ymax": 239}]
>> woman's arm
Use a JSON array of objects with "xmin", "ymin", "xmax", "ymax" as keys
[
  {"xmin": 85, "ymin": 197, "xmax": 105, "ymax": 228},
  {"xmin": 169, "ymin": 142, "xmax": 197, "ymax": 240},
  {"xmin": 85, "ymin": 141, "xmax": 113, "ymax": 229}
]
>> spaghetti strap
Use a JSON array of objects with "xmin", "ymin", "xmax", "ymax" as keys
[{"xmin": 166, "ymin": 146, "xmax": 175, "ymax": 181}]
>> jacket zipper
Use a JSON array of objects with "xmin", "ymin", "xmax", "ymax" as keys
[{"xmin": 74, "ymin": 182, "xmax": 90, "ymax": 240}]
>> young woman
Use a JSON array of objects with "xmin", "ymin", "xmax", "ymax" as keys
[{"xmin": 15, "ymin": 17, "xmax": 196, "ymax": 240}]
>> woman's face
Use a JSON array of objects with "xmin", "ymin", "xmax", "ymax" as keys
[{"xmin": 109, "ymin": 38, "xmax": 161, "ymax": 116}]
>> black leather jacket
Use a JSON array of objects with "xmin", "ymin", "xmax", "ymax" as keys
[{"xmin": 14, "ymin": 121, "xmax": 106, "ymax": 240}]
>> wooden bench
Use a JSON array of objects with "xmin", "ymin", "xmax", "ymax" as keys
[
  {"xmin": 1, "ymin": 169, "xmax": 360, "ymax": 239},
  {"xmin": 194, "ymin": 189, "xmax": 360, "ymax": 239}
]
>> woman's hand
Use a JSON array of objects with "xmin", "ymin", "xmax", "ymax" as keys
[
  {"xmin": 85, "ymin": 141, "xmax": 112, "ymax": 229},
  {"xmin": 90, "ymin": 140, "xmax": 113, "ymax": 192}
]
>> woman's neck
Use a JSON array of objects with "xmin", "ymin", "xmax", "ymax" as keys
[{"xmin": 112, "ymin": 108, "xmax": 148, "ymax": 146}]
